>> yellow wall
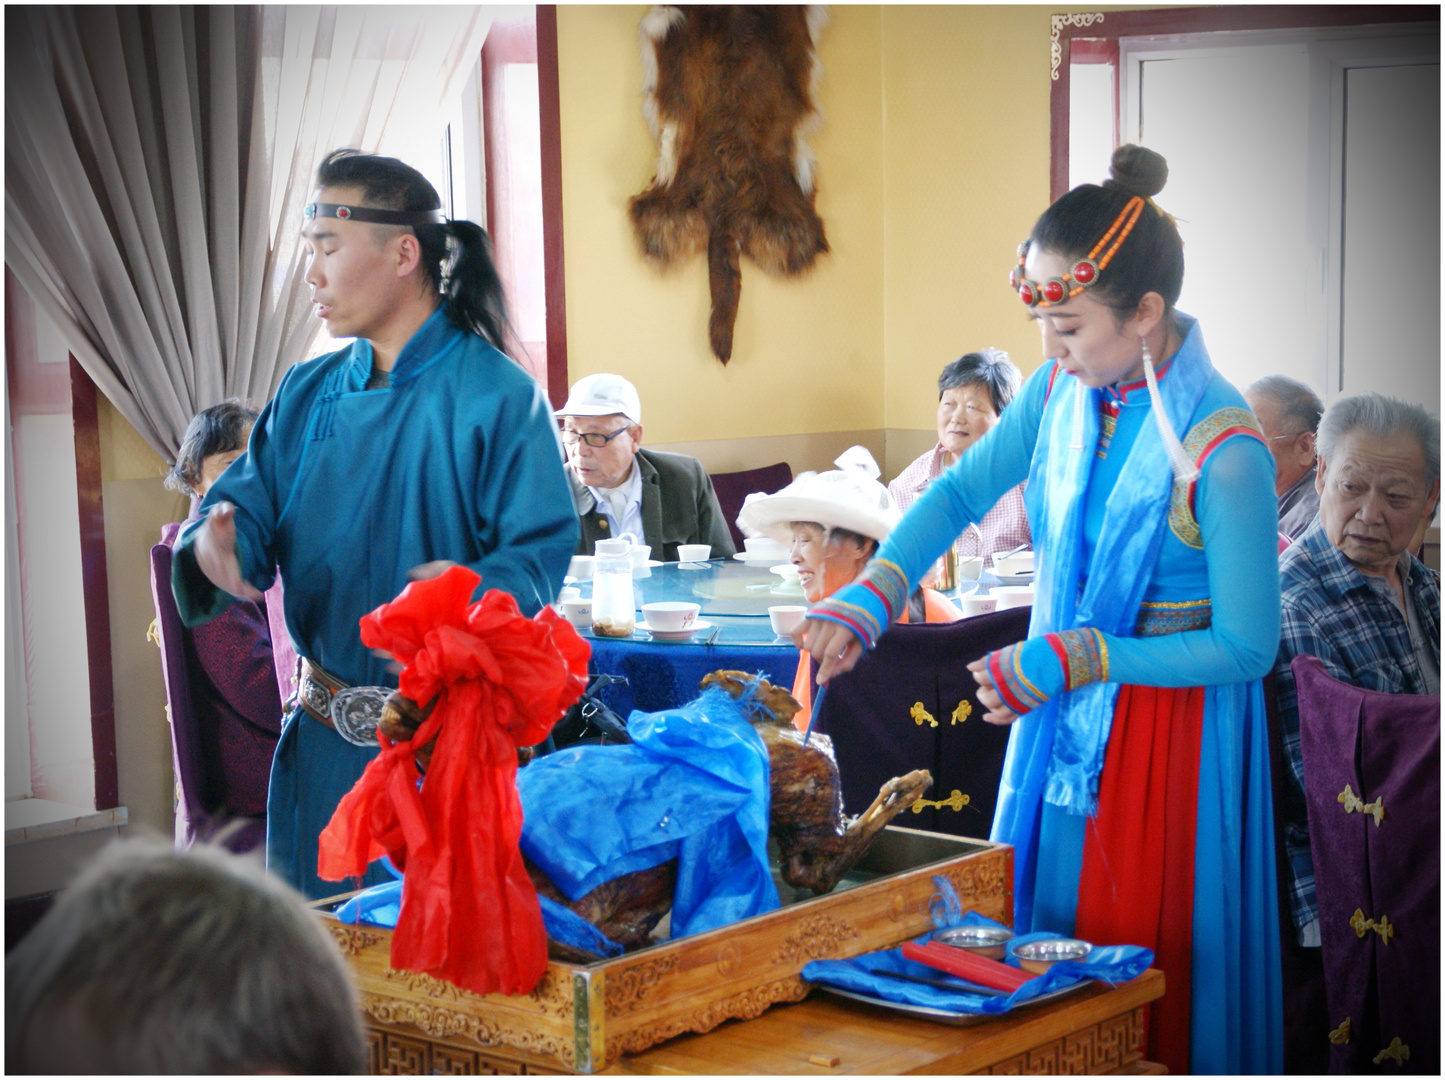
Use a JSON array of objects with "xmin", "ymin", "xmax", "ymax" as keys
[
  {"xmin": 880, "ymin": 5, "xmax": 1060, "ymax": 432},
  {"xmin": 556, "ymin": 4, "xmax": 1126, "ymax": 451},
  {"xmin": 556, "ymin": 5, "xmax": 886, "ymax": 444}
]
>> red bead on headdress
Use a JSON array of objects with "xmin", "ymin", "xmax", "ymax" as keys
[{"xmin": 1012, "ymin": 196, "xmax": 1145, "ymax": 308}]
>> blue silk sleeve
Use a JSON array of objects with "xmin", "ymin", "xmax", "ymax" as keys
[
  {"xmin": 1015, "ymin": 435, "xmax": 1281, "ymax": 697},
  {"xmin": 808, "ymin": 364, "xmax": 1049, "ymax": 644}
]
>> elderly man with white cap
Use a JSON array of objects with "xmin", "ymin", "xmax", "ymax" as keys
[
  {"xmin": 556, "ymin": 373, "xmax": 735, "ymax": 561},
  {"xmin": 738, "ymin": 447, "xmax": 961, "ymax": 729}
]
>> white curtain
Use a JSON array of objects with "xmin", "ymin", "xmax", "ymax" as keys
[{"xmin": 5, "ymin": 5, "xmax": 491, "ymax": 460}]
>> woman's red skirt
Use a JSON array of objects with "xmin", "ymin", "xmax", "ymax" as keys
[{"xmin": 1075, "ymin": 684, "xmax": 1205, "ymax": 1077}]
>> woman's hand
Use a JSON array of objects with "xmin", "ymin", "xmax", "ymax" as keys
[
  {"xmin": 968, "ymin": 657, "xmax": 1020, "ymax": 725},
  {"xmin": 793, "ymin": 618, "xmax": 865, "ymax": 685}
]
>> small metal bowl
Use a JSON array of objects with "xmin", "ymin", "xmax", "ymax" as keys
[
  {"xmin": 1013, "ymin": 938, "xmax": 1092, "ymax": 974},
  {"xmin": 930, "ymin": 925, "xmax": 1015, "ymax": 961}
]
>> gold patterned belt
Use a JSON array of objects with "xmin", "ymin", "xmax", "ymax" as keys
[
  {"xmin": 1134, "ymin": 598, "xmax": 1212, "ymax": 637},
  {"xmin": 293, "ymin": 658, "xmax": 388, "ymax": 746}
]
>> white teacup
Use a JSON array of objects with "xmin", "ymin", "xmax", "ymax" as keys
[
  {"xmin": 595, "ymin": 537, "xmax": 631, "ymax": 556},
  {"xmin": 641, "ymin": 601, "xmax": 701, "ymax": 631},
  {"xmin": 957, "ymin": 555, "xmax": 984, "ymax": 581},
  {"xmin": 957, "ymin": 592, "xmax": 997, "ymax": 618},
  {"xmin": 768, "ymin": 605, "xmax": 807, "ymax": 636},
  {"xmin": 991, "ymin": 585, "xmax": 1035, "ymax": 610},
  {"xmin": 568, "ymin": 555, "xmax": 596, "ymax": 580},
  {"xmin": 677, "ymin": 544, "xmax": 711, "ymax": 562},
  {"xmin": 557, "ymin": 586, "xmax": 581, "ymax": 603},
  {"xmin": 629, "ymin": 544, "xmax": 652, "ymax": 569},
  {"xmin": 561, "ymin": 597, "xmax": 593, "ymax": 627}
]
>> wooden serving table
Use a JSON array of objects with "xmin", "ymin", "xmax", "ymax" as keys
[{"xmin": 601, "ymin": 969, "xmax": 1166, "ymax": 1076}]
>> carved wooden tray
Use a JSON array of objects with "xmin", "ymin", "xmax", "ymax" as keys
[{"xmin": 316, "ymin": 825, "xmax": 1012, "ymax": 1074}]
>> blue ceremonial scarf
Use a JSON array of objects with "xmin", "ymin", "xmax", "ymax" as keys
[{"xmin": 1012, "ymin": 316, "xmax": 1212, "ymax": 817}]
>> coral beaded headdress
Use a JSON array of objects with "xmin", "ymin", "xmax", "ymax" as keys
[{"xmin": 1009, "ymin": 196, "xmax": 1146, "ymax": 307}]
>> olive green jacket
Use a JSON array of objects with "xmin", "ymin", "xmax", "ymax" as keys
[{"xmin": 571, "ymin": 448, "xmax": 737, "ymax": 561}]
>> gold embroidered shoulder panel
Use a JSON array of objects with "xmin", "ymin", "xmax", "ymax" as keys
[{"xmin": 1168, "ymin": 407, "xmax": 1266, "ymax": 549}]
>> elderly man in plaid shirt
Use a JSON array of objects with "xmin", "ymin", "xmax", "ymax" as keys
[{"xmin": 1272, "ymin": 392, "xmax": 1439, "ymax": 1072}]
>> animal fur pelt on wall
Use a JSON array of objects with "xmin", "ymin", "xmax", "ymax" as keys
[{"xmin": 629, "ymin": 6, "xmax": 830, "ymax": 364}]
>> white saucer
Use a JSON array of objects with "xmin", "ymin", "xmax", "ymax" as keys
[
  {"xmin": 769, "ymin": 564, "xmax": 799, "ymax": 577},
  {"xmin": 991, "ymin": 571, "xmax": 1035, "ymax": 585},
  {"xmin": 636, "ymin": 618, "xmax": 712, "ymax": 642}
]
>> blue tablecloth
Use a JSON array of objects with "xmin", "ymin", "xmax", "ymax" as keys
[{"xmin": 568, "ymin": 559, "xmax": 801, "ymax": 714}]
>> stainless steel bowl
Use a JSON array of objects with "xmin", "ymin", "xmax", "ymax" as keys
[
  {"xmin": 1013, "ymin": 937, "xmax": 1092, "ymax": 974},
  {"xmin": 930, "ymin": 924, "xmax": 1015, "ymax": 960}
]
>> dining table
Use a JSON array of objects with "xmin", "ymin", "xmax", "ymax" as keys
[
  {"xmin": 563, "ymin": 557, "xmax": 1026, "ymax": 720},
  {"xmin": 565, "ymin": 556, "xmax": 806, "ymax": 717}
]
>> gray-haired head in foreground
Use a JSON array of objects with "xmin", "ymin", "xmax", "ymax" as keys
[
  {"xmin": 938, "ymin": 348, "xmax": 1022, "ymax": 415},
  {"xmin": 1317, "ymin": 392, "xmax": 1440, "ymax": 484},
  {"xmin": 1245, "ymin": 374, "xmax": 1324, "ymax": 436},
  {"xmin": 5, "ymin": 839, "xmax": 366, "ymax": 1075}
]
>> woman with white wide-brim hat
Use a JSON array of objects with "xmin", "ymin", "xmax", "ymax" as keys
[{"xmin": 737, "ymin": 446, "xmax": 960, "ymax": 729}]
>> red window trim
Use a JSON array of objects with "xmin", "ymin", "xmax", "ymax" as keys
[
  {"xmin": 537, "ymin": 5, "xmax": 570, "ymax": 411},
  {"xmin": 1049, "ymin": 5, "xmax": 1434, "ymax": 200},
  {"xmin": 481, "ymin": 5, "xmax": 570, "ymax": 410},
  {"xmin": 69, "ymin": 357, "xmax": 119, "ymax": 810}
]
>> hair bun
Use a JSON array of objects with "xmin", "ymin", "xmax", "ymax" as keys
[{"xmin": 1107, "ymin": 145, "xmax": 1169, "ymax": 198}]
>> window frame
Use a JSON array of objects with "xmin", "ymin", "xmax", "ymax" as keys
[{"xmin": 1048, "ymin": 5, "xmax": 1431, "ymax": 200}]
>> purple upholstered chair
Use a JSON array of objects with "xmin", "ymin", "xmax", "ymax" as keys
[
  {"xmin": 810, "ymin": 607, "xmax": 1031, "ymax": 838},
  {"xmin": 150, "ymin": 524, "xmax": 283, "ymax": 854},
  {"xmin": 1295, "ymin": 654, "xmax": 1440, "ymax": 1075},
  {"xmin": 710, "ymin": 461, "xmax": 792, "ymax": 552}
]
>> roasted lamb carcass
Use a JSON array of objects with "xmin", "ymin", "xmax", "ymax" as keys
[{"xmin": 378, "ymin": 670, "xmax": 931, "ymax": 956}]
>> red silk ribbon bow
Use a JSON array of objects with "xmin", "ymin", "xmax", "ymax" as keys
[{"xmin": 318, "ymin": 566, "xmax": 589, "ymax": 996}]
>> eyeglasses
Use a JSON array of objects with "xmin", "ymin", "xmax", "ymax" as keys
[
  {"xmin": 1267, "ymin": 431, "xmax": 1310, "ymax": 443},
  {"xmin": 561, "ymin": 427, "xmax": 632, "ymax": 449}
]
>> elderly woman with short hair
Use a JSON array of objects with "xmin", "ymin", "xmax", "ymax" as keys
[
  {"xmin": 162, "ymin": 401, "xmax": 283, "ymax": 832},
  {"xmin": 738, "ymin": 447, "xmax": 960, "ymax": 730},
  {"xmin": 889, "ymin": 350, "xmax": 1031, "ymax": 574}
]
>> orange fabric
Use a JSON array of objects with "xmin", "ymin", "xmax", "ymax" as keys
[
  {"xmin": 1075, "ymin": 684, "xmax": 1204, "ymax": 1077},
  {"xmin": 318, "ymin": 566, "xmax": 589, "ymax": 996},
  {"xmin": 790, "ymin": 587, "xmax": 959, "ymax": 732}
]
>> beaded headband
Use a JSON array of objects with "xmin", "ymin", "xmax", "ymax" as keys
[
  {"xmin": 304, "ymin": 202, "xmax": 447, "ymax": 227},
  {"xmin": 1009, "ymin": 195, "xmax": 1145, "ymax": 308}
]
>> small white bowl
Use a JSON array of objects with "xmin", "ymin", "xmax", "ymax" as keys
[
  {"xmin": 958, "ymin": 592, "xmax": 998, "ymax": 618},
  {"xmin": 768, "ymin": 605, "xmax": 807, "ymax": 636},
  {"xmin": 677, "ymin": 544, "xmax": 711, "ymax": 562},
  {"xmin": 992, "ymin": 550, "xmax": 1035, "ymax": 577},
  {"xmin": 640, "ymin": 601, "xmax": 701, "ymax": 631},
  {"xmin": 957, "ymin": 555, "xmax": 984, "ymax": 581},
  {"xmin": 991, "ymin": 585, "xmax": 1035, "ymax": 610},
  {"xmin": 568, "ymin": 555, "xmax": 596, "ymax": 580},
  {"xmin": 629, "ymin": 544, "xmax": 652, "ymax": 569},
  {"xmin": 560, "ymin": 597, "xmax": 593, "ymax": 627}
]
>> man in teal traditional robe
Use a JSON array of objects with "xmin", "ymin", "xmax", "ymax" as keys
[{"xmin": 172, "ymin": 150, "xmax": 577, "ymax": 897}]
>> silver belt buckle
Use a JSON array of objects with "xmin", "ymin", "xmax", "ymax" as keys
[{"xmin": 330, "ymin": 686, "xmax": 392, "ymax": 747}]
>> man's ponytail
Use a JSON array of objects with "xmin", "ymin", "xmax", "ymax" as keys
[{"xmin": 437, "ymin": 220, "xmax": 510, "ymax": 353}]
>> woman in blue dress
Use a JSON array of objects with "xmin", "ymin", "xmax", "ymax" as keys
[{"xmin": 800, "ymin": 146, "xmax": 1283, "ymax": 1074}]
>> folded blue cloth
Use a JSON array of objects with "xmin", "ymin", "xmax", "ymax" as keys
[
  {"xmin": 802, "ymin": 877, "xmax": 1154, "ymax": 1016},
  {"xmin": 333, "ymin": 879, "xmax": 626, "ymax": 958}
]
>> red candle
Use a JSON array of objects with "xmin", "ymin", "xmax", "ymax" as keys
[{"xmin": 901, "ymin": 941, "xmax": 1033, "ymax": 993}]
